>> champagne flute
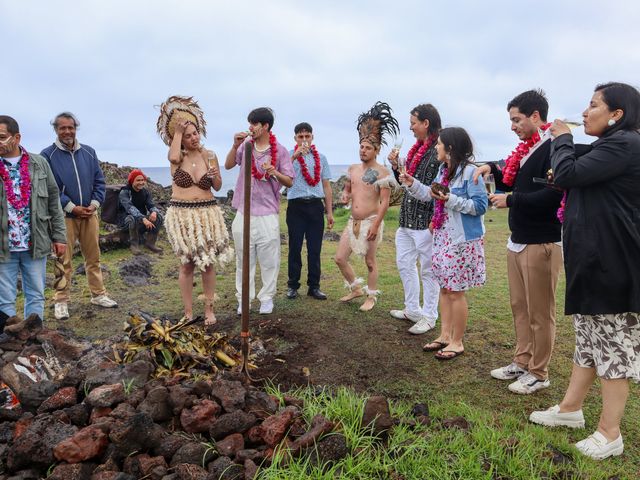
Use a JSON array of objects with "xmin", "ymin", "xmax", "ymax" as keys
[
  {"xmin": 388, "ymin": 137, "xmax": 403, "ymax": 168},
  {"xmin": 561, "ymin": 118, "xmax": 583, "ymax": 129},
  {"xmin": 485, "ymin": 173, "xmax": 497, "ymax": 209},
  {"xmin": 397, "ymin": 156, "xmax": 407, "ymax": 175}
]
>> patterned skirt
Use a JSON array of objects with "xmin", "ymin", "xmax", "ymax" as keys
[
  {"xmin": 573, "ymin": 312, "xmax": 640, "ymax": 382},
  {"xmin": 165, "ymin": 199, "xmax": 234, "ymax": 271},
  {"xmin": 432, "ymin": 220, "xmax": 486, "ymax": 292}
]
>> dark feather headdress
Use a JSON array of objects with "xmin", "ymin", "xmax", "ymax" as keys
[
  {"xmin": 357, "ymin": 101, "xmax": 400, "ymax": 149},
  {"xmin": 156, "ymin": 96, "xmax": 207, "ymax": 146}
]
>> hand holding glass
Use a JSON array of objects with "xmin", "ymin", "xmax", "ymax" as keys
[{"xmin": 485, "ymin": 173, "xmax": 497, "ymax": 209}]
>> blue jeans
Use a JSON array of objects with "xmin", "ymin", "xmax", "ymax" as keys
[{"xmin": 0, "ymin": 251, "xmax": 47, "ymax": 320}]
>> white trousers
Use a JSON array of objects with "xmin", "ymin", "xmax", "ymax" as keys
[
  {"xmin": 232, "ymin": 213, "xmax": 281, "ymax": 303},
  {"xmin": 395, "ymin": 227, "xmax": 439, "ymax": 319}
]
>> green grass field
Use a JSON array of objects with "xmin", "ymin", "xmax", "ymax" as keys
[{"xmin": 29, "ymin": 205, "xmax": 638, "ymax": 479}]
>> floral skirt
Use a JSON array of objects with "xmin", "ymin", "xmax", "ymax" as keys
[
  {"xmin": 165, "ymin": 199, "xmax": 234, "ymax": 271},
  {"xmin": 432, "ymin": 223, "xmax": 486, "ymax": 292},
  {"xmin": 573, "ymin": 312, "xmax": 640, "ymax": 382}
]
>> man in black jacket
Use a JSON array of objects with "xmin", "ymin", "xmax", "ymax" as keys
[
  {"xmin": 118, "ymin": 169, "xmax": 163, "ymax": 254},
  {"xmin": 474, "ymin": 90, "xmax": 563, "ymax": 395}
]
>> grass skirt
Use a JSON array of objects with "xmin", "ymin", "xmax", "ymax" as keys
[{"xmin": 165, "ymin": 199, "xmax": 234, "ymax": 271}]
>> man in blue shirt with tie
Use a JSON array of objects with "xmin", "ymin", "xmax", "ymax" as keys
[{"xmin": 286, "ymin": 123, "xmax": 334, "ymax": 300}]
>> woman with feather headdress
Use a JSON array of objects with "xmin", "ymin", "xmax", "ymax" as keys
[
  {"xmin": 334, "ymin": 101, "xmax": 399, "ymax": 312},
  {"xmin": 157, "ymin": 96, "xmax": 233, "ymax": 326}
]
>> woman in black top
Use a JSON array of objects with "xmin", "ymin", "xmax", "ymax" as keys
[{"xmin": 529, "ymin": 82, "xmax": 640, "ymax": 460}]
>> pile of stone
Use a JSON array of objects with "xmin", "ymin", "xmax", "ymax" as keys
[{"xmin": 0, "ymin": 316, "xmax": 347, "ymax": 480}]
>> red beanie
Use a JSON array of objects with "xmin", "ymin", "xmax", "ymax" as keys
[{"xmin": 128, "ymin": 169, "xmax": 146, "ymax": 185}]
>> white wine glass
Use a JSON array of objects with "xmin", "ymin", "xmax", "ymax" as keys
[{"xmin": 485, "ymin": 173, "xmax": 496, "ymax": 210}]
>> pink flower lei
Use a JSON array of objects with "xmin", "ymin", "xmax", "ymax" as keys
[
  {"xmin": 430, "ymin": 166, "xmax": 449, "ymax": 230},
  {"xmin": 501, "ymin": 123, "xmax": 551, "ymax": 186},
  {"xmin": 405, "ymin": 132, "xmax": 438, "ymax": 176},
  {"xmin": 0, "ymin": 147, "xmax": 31, "ymax": 210}
]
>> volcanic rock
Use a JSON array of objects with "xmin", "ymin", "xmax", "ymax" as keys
[
  {"xmin": 216, "ymin": 433, "xmax": 244, "ymax": 457},
  {"xmin": 170, "ymin": 441, "xmax": 217, "ymax": 468},
  {"xmin": 37, "ymin": 386, "xmax": 78, "ymax": 413},
  {"xmin": 53, "ymin": 424, "xmax": 110, "ymax": 463},
  {"xmin": 47, "ymin": 462, "xmax": 97, "ymax": 480},
  {"xmin": 209, "ymin": 410, "xmax": 256, "ymax": 440},
  {"xmin": 137, "ymin": 386, "xmax": 172, "ymax": 422},
  {"xmin": 210, "ymin": 380, "xmax": 246, "ymax": 412},
  {"xmin": 257, "ymin": 406, "xmax": 299, "ymax": 448},
  {"xmin": 86, "ymin": 383, "xmax": 125, "ymax": 408},
  {"xmin": 361, "ymin": 395, "xmax": 394, "ymax": 438},
  {"xmin": 207, "ymin": 456, "xmax": 244, "ymax": 480},
  {"xmin": 180, "ymin": 399, "xmax": 221, "ymax": 433}
]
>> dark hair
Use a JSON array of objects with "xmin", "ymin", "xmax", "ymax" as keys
[
  {"xmin": 410, "ymin": 104, "xmax": 442, "ymax": 136},
  {"xmin": 51, "ymin": 111, "xmax": 80, "ymax": 130},
  {"xmin": 439, "ymin": 127, "xmax": 474, "ymax": 181},
  {"xmin": 595, "ymin": 82, "xmax": 640, "ymax": 134},
  {"xmin": 247, "ymin": 107, "xmax": 274, "ymax": 131},
  {"xmin": 294, "ymin": 122, "xmax": 313, "ymax": 134},
  {"xmin": 507, "ymin": 89, "xmax": 549, "ymax": 122},
  {"xmin": 0, "ymin": 115, "xmax": 19, "ymax": 135}
]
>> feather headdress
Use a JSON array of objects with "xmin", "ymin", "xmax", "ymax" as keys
[
  {"xmin": 357, "ymin": 101, "xmax": 399, "ymax": 149},
  {"xmin": 156, "ymin": 96, "xmax": 207, "ymax": 146}
]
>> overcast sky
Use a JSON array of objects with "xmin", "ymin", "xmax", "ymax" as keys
[{"xmin": 5, "ymin": 0, "xmax": 640, "ymax": 168}]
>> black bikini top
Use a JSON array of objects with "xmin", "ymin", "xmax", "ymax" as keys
[{"xmin": 172, "ymin": 165, "xmax": 214, "ymax": 190}]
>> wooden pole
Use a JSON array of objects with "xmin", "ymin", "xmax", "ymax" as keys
[{"xmin": 240, "ymin": 140, "xmax": 252, "ymax": 379}]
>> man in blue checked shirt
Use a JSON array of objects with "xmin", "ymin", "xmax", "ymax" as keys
[{"xmin": 286, "ymin": 123, "xmax": 334, "ymax": 300}]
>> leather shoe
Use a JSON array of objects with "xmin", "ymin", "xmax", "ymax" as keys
[
  {"xmin": 307, "ymin": 288, "xmax": 327, "ymax": 300},
  {"xmin": 286, "ymin": 288, "xmax": 299, "ymax": 299}
]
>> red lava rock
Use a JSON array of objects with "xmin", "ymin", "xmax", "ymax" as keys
[
  {"xmin": 259, "ymin": 406, "xmax": 299, "ymax": 448},
  {"xmin": 90, "ymin": 406, "xmax": 113, "ymax": 423},
  {"xmin": 13, "ymin": 414, "xmax": 34, "ymax": 439},
  {"xmin": 290, "ymin": 414, "xmax": 335, "ymax": 453},
  {"xmin": 37, "ymin": 386, "xmax": 78, "ymax": 413},
  {"xmin": 362, "ymin": 395, "xmax": 394, "ymax": 438},
  {"xmin": 47, "ymin": 462, "xmax": 97, "ymax": 480},
  {"xmin": 209, "ymin": 410, "xmax": 257, "ymax": 440},
  {"xmin": 216, "ymin": 433, "xmax": 245, "ymax": 457},
  {"xmin": 90, "ymin": 472, "xmax": 136, "ymax": 480},
  {"xmin": 173, "ymin": 462, "xmax": 209, "ymax": 479},
  {"xmin": 86, "ymin": 383, "xmax": 126, "ymax": 408},
  {"xmin": 180, "ymin": 399, "xmax": 221, "ymax": 433},
  {"xmin": 53, "ymin": 424, "xmax": 110, "ymax": 463},
  {"xmin": 246, "ymin": 425, "xmax": 263, "ymax": 444},
  {"xmin": 211, "ymin": 379, "xmax": 246, "ymax": 412}
]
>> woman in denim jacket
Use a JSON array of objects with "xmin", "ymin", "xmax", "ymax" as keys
[{"xmin": 400, "ymin": 127, "xmax": 488, "ymax": 359}]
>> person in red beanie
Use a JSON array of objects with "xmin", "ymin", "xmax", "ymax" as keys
[{"xmin": 117, "ymin": 169, "xmax": 163, "ymax": 254}]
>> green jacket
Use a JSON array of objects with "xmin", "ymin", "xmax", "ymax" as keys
[{"xmin": 0, "ymin": 152, "xmax": 67, "ymax": 260}]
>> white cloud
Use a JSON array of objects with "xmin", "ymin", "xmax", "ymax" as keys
[{"xmin": 4, "ymin": 0, "xmax": 640, "ymax": 173}]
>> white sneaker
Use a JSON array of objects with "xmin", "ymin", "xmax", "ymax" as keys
[
  {"xmin": 529, "ymin": 404, "xmax": 585, "ymax": 428},
  {"xmin": 491, "ymin": 362, "xmax": 527, "ymax": 380},
  {"xmin": 54, "ymin": 303, "xmax": 69, "ymax": 320},
  {"xmin": 90, "ymin": 295, "xmax": 118, "ymax": 308},
  {"xmin": 575, "ymin": 431, "xmax": 623, "ymax": 460},
  {"xmin": 508, "ymin": 373, "xmax": 550, "ymax": 394},
  {"xmin": 259, "ymin": 299, "xmax": 273, "ymax": 315},
  {"xmin": 408, "ymin": 317, "xmax": 436, "ymax": 335},
  {"xmin": 389, "ymin": 309, "xmax": 421, "ymax": 323}
]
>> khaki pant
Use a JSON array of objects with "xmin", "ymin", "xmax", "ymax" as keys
[
  {"xmin": 507, "ymin": 243, "xmax": 562, "ymax": 380},
  {"xmin": 54, "ymin": 214, "xmax": 106, "ymax": 303}
]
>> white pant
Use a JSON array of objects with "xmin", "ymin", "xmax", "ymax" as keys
[
  {"xmin": 232, "ymin": 213, "xmax": 281, "ymax": 304},
  {"xmin": 395, "ymin": 227, "xmax": 439, "ymax": 319}
]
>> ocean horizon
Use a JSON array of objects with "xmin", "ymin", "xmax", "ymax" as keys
[{"xmin": 140, "ymin": 164, "xmax": 351, "ymax": 192}]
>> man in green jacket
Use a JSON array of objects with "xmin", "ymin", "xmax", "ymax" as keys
[{"xmin": 0, "ymin": 115, "xmax": 66, "ymax": 327}]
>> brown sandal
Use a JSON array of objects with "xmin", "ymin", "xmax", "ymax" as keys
[{"xmin": 423, "ymin": 340, "xmax": 449, "ymax": 352}]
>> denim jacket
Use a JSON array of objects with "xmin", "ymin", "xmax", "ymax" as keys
[{"xmin": 407, "ymin": 163, "xmax": 487, "ymax": 244}]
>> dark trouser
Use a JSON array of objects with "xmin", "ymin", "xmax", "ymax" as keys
[
  {"xmin": 123, "ymin": 213, "xmax": 164, "ymax": 236},
  {"xmin": 286, "ymin": 198, "xmax": 325, "ymax": 290}
]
